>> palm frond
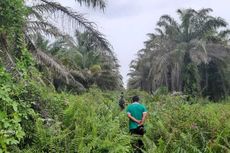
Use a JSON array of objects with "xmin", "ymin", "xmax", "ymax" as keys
[
  {"xmin": 178, "ymin": 9, "xmax": 197, "ymax": 32},
  {"xmin": 206, "ymin": 44, "xmax": 230, "ymax": 61},
  {"xmin": 146, "ymin": 33, "xmax": 156, "ymax": 40},
  {"xmin": 195, "ymin": 17, "xmax": 227, "ymax": 40},
  {"xmin": 198, "ymin": 8, "xmax": 213, "ymax": 16},
  {"xmin": 219, "ymin": 30, "xmax": 230, "ymax": 38},
  {"xmin": 33, "ymin": 0, "xmax": 112, "ymax": 52},
  {"xmin": 26, "ymin": 35, "xmax": 85, "ymax": 90},
  {"xmin": 26, "ymin": 21, "xmax": 76, "ymax": 47},
  {"xmin": 155, "ymin": 28, "xmax": 165, "ymax": 36},
  {"xmin": 160, "ymin": 15, "xmax": 178, "ymax": 27},
  {"xmin": 76, "ymin": 0, "xmax": 106, "ymax": 9},
  {"xmin": 157, "ymin": 20, "xmax": 169, "ymax": 28},
  {"xmin": 177, "ymin": 8, "xmax": 197, "ymax": 18},
  {"xmin": 70, "ymin": 70, "xmax": 86, "ymax": 81},
  {"xmin": 202, "ymin": 17, "xmax": 227, "ymax": 33},
  {"xmin": 26, "ymin": 21, "xmax": 65, "ymax": 37},
  {"xmin": 27, "ymin": 7, "xmax": 44, "ymax": 21}
]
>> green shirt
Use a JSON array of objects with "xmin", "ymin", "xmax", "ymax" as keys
[{"xmin": 126, "ymin": 102, "xmax": 147, "ymax": 130}]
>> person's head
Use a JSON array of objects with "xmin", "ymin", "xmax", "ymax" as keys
[
  {"xmin": 132, "ymin": 95, "xmax": 139, "ymax": 103},
  {"xmin": 120, "ymin": 92, "xmax": 124, "ymax": 98}
]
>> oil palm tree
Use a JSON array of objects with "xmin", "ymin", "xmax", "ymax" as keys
[
  {"xmin": 25, "ymin": 0, "xmax": 112, "ymax": 89},
  {"xmin": 1, "ymin": 0, "xmax": 112, "ymax": 91},
  {"xmin": 46, "ymin": 30, "xmax": 123, "ymax": 90},
  {"xmin": 128, "ymin": 8, "xmax": 230, "ymax": 99}
]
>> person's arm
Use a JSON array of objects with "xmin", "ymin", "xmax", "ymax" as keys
[
  {"xmin": 127, "ymin": 113, "xmax": 141, "ymax": 124},
  {"xmin": 139, "ymin": 105, "xmax": 148, "ymax": 125},
  {"xmin": 139, "ymin": 112, "xmax": 147, "ymax": 125}
]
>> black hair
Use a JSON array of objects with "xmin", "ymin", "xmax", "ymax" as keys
[
  {"xmin": 132, "ymin": 96, "xmax": 139, "ymax": 102},
  {"xmin": 120, "ymin": 92, "xmax": 124, "ymax": 97}
]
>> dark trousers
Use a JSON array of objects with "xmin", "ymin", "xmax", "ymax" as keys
[{"xmin": 130, "ymin": 126, "xmax": 145, "ymax": 153}]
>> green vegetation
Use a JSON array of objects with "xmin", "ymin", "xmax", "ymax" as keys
[
  {"xmin": 1, "ymin": 72, "xmax": 229, "ymax": 152},
  {"xmin": 0, "ymin": 0, "xmax": 230, "ymax": 152}
]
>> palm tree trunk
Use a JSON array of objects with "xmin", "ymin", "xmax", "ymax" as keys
[
  {"xmin": 205, "ymin": 64, "xmax": 208, "ymax": 92},
  {"xmin": 0, "ymin": 33, "xmax": 16, "ymax": 69}
]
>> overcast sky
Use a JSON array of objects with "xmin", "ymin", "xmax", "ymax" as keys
[{"xmin": 58, "ymin": 0, "xmax": 230, "ymax": 86}]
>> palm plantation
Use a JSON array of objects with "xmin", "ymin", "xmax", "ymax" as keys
[
  {"xmin": 128, "ymin": 8, "xmax": 230, "ymax": 100},
  {"xmin": 44, "ymin": 31, "xmax": 122, "ymax": 90},
  {"xmin": 1, "ymin": 0, "xmax": 122, "ymax": 91},
  {"xmin": 0, "ymin": 0, "xmax": 230, "ymax": 152}
]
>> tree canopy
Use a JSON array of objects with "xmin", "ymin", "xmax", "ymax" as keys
[{"xmin": 128, "ymin": 8, "xmax": 230, "ymax": 100}]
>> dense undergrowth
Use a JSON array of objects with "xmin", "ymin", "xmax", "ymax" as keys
[
  {"xmin": 0, "ymin": 52, "xmax": 229, "ymax": 152},
  {"xmin": 1, "ymin": 62, "xmax": 230, "ymax": 153}
]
